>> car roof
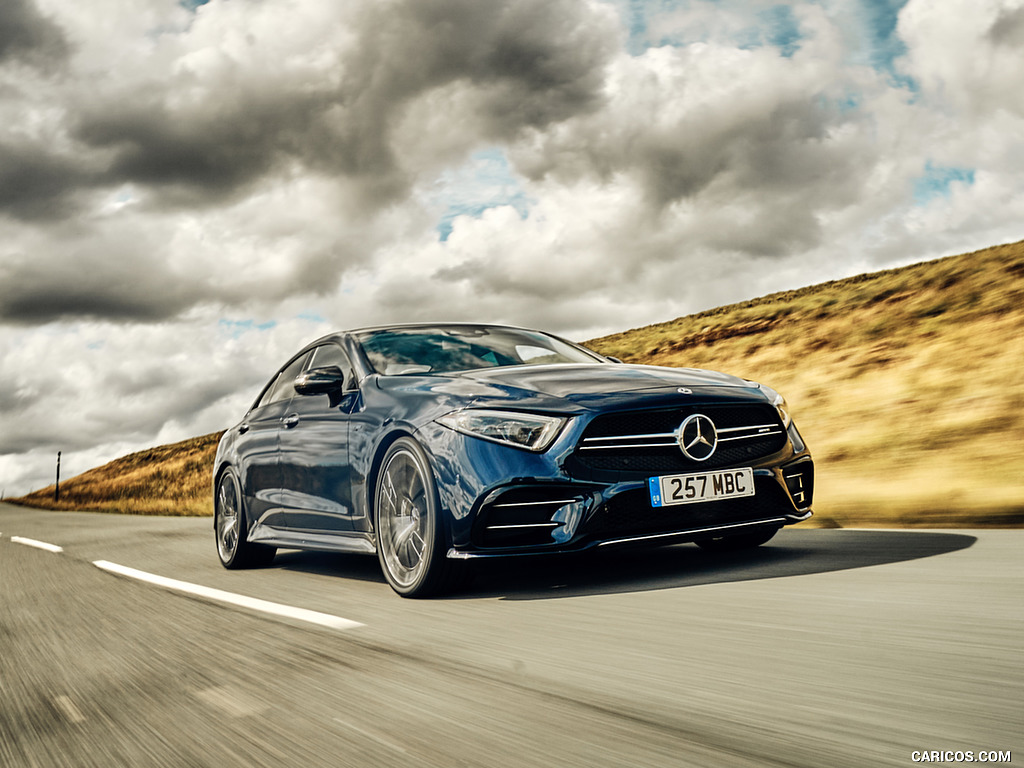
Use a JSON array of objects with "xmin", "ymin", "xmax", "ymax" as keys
[{"xmin": 305, "ymin": 322, "xmax": 544, "ymax": 348}]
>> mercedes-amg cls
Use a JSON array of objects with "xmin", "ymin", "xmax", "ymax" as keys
[{"xmin": 213, "ymin": 323, "xmax": 814, "ymax": 597}]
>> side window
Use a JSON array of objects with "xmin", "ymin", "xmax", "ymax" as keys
[
  {"xmin": 306, "ymin": 344, "xmax": 354, "ymax": 387},
  {"xmin": 253, "ymin": 372, "xmax": 280, "ymax": 410},
  {"xmin": 254, "ymin": 353, "xmax": 310, "ymax": 409}
]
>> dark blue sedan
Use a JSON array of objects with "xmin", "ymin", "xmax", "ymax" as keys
[{"xmin": 214, "ymin": 323, "xmax": 813, "ymax": 596}]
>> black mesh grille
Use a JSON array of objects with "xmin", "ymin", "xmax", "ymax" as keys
[
  {"xmin": 783, "ymin": 461, "xmax": 814, "ymax": 509},
  {"xmin": 473, "ymin": 486, "xmax": 592, "ymax": 549},
  {"xmin": 584, "ymin": 479, "xmax": 793, "ymax": 540},
  {"xmin": 567, "ymin": 404, "xmax": 786, "ymax": 481}
]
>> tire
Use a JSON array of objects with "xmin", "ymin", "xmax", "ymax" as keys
[
  {"xmin": 215, "ymin": 468, "xmax": 276, "ymax": 569},
  {"xmin": 695, "ymin": 527, "xmax": 779, "ymax": 552},
  {"xmin": 373, "ymin": 438, "xmax": 461, "ymax": 598}
]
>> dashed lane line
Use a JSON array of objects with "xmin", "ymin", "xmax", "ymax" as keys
[
  {"xmin": 11, "ymin": 536, "xmax": 64, "ymax": 553},
  {"xmin": 53, "ymin": 695, "xmax": 86, "ymax": 724},
  {"xmin": 92, "ymin": 560, "xmax": 364, "ymax": 631}
]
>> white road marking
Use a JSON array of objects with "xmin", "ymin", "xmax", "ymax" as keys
[
  {"xmin": 11, "ymin": 536, "xmax": 64, "ymax": 553},
  {"xmin": 92, "ymin": 560, "xmax": 364, "ymax": 631},
  {"xmin": 53, "ymin": 695, "xmax": 86, "ymax": 723},
  {"xmin": 195, "ymin": 686, "xmax": 268, "ymax": 718}
]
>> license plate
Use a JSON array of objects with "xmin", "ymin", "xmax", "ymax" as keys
[{"xmin": 649, "ymin": 468, "xmax": 755, "ymax": 507}]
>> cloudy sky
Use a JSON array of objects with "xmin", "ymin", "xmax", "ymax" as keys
[{"xmin": 2, "ymin": 0, "xmax": 1023, "ymax": 495}]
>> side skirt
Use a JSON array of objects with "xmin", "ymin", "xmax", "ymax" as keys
[{"xmin": 249, "ymin": 523, "xmax": 376, "ymax": 555}]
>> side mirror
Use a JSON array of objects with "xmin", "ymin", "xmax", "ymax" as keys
[{"xmin": 295, "ymin": 366, "xmax": 347, "ymax": 396}]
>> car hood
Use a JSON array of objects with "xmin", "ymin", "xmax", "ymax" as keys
[
  {"xmin": 372, "ymin": 363, "xmax": 766, "ymax": 425},
  {"xmin": 457, "ymin": 363, "xmax": 755, "ymax": 399}
]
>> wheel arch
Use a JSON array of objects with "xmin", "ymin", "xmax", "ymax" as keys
[{"xmin": 365, "ymin": 428, "xmax": 452, "ymax": 545}]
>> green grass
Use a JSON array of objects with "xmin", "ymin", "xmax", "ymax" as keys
[{"xmin": 9, "ymin": 239, "xmax": 1024, "ymax": 526}]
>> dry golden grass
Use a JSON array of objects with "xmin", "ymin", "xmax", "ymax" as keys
[
  {"xmin": 8, "ymin": 239, "xmax": 1023, "ymax": 525},
  {"xmin": 12, "ymin": 432, "xmax": 224, "ymax": 516},
  {"xmin": 588, "ymin": 239, "xmax": 1024, "ymax": 528}
]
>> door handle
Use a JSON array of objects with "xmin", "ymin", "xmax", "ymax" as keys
[{"xmin": 283, "ymin": 414, "xmax": 300, "ymax": 428}]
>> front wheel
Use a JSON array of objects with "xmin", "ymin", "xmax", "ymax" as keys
[
  {"xmin": 373, "ymin": 438, "xmax": 461, "ymax": 598},
  {"xmin": 695, "ymin": 527, "xmax": 779, "ymax": 552},
  {"xmin": 215, "ymin": 468, "xmax": 276, "ymax": 569}
]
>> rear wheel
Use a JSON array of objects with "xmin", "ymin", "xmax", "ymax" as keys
[
  {"xmin": 215, "ymin": 468, "xmax": 276, "ymax": 569},
  {"xmin": 695, "ymin": 527, "xmax": 779, "ymax": 552},
  {"xmin": 374, "ymin": 438, "xmax": 461, "ymax": 597}
]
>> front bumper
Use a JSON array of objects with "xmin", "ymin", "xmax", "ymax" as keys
[
  {"xmin": 445, "ymin": 459, "xmax": 813, "ymax": 558},
  {"xmin": 421, "ymin": 419, "xmax": 814, "ymax": 559}
]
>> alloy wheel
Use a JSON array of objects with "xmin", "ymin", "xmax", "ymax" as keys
[{"xmin": 377, "ymin": 447, "xmax": 433, "ymax": 590}]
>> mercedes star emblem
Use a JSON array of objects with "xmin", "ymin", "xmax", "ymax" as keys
[{"xmin": 676, "ymin": 414, "xmax": 718, "ymax": 461}]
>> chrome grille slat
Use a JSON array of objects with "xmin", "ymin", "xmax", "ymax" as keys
[
  {"xmin": 493, "ymin": 499, "xmax": 581, "ymax": 508},
  {"xmin": 579, "ymin": 442, "xmax": 677, "ymax": 451},
  {"xmin": 583, "ymin": 431, "xmax": 675, "ymax": 443},
  {"xmin": 718, "ymin": 423, "xmax": 779, "ymax": 433},
  {"xmin": 718, "ymin": 430, "xmax": 784, "ymax": 443}
]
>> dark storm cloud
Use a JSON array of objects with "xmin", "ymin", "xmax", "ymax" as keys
[
  {"xmin": 988, "ymin": 5, "xmax": 1024, "ymax": 46},
  {"xmin": 72, "ymin": 97, "xmax": 302, "ymax": 207},
  {"xmin": 525, "ymin": 90, "xmax": 861, "ymax": 209},
  {"xmin": 345, "ymin": 0, "xmax": 615, "ymax": 137},
  {"xmin": 0, "ymin": 0, "xmax": 70, "ymax": 68},
  {"xmin": 67, "ymin": 0, "xmax": 616, "ymax": 212},
  {"xmin": 0, "ymin": 141, "xmax": 97, "ymax": 220},
  {"xmin": 0, "ymin": 247, "xmax": 208, "ymax": 324},
  {"xmin": 513, "ymin": 60, "xmax": 873, "ymax": 259}
]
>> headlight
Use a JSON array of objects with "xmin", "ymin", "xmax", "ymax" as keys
[
  {"xmin": 758, "ymin": 384, "xmax": 792, "ymax": 428},
  {"xmin": 436, "ymin": 409, "xmax": 567, "ymax": 452}
]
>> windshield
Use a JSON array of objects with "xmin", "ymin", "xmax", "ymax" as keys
[{"xmin": 355, "ymin": 326, "xmax": 606, "ymax": 375}]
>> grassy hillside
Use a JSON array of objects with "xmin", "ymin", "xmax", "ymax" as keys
[
  {"xmin": 10, "ymin": 239, "xmax": 1024, "ymax": 526},
  {"xmin": 588, "ymin": 239, "xmax": 1024, "ymax": 527},
  {"xmin": 13, "ymin": 432, "xmax": 224, "ymax": 516}
]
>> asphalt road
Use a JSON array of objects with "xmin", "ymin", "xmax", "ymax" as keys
[{"xmin": 1, "ymin": 502, "xmax": 1019, "ymax": 768}]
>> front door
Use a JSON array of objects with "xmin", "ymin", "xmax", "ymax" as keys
[
  {"xmin": 238, "ymin": 352, "xmax": 310, "ymax": 532},
  {"xmin": 277, "ymin": 343, "xmax": 359, "ymax": 533}
]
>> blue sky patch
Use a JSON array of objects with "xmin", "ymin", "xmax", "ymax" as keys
[
  {"xmin": 758, "ymin": 5, "xmax": 802, "ymax": 57},
  {"xmin": 618, "ymin": 0, "xmax": 804, "ymax": 57},
  {"xmin": 913, "ymin": 162, "xmax": 976, "ymax": 204},
  {"xmin": 218, "ymin": 319, "xmax": 278, "ymax": 339},
  {"xmin": 432, "ymin": 148, "xmax": 533, "ymax": 242},
  {"xmin": 846, "ymin": 0, "xmax": 918, "ymax": 90}
]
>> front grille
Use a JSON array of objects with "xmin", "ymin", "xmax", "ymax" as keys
[
  {"xmin": 566, "ymin": 404, "xmax": 786, "ymax": 481},
  {"xmin": 473, "ymin": 486, "xmax": 593, "ymax": 549},
  {"xmin": 584, "ymin": 479, "xmax": 794, "ymax": 540}
]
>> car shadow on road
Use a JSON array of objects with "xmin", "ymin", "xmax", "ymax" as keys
[
  {"xmin": 266, "ymin": 528, "xmax": 977, "ymax": 600},
  {"xmin": 457, "ymin": 528, "xmax": 978, "ymax": 601},
  {"xmin": 271, "ymin": 550, "xmax": 386, "ymax": 584}
]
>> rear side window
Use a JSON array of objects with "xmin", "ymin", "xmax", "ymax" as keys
[{"xmin": 254, "ymin": 352, "xmax": 310, "ymax": 409}]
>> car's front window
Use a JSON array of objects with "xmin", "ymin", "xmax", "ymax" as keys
[{"xmin": 355, "ymin": 326, "xmax": 604, "ymax": 375}]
